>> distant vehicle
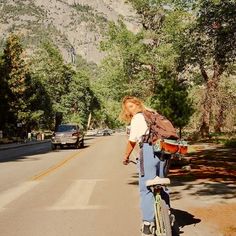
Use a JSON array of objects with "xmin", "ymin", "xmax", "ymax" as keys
[
  {"xmin": 96, "ymin": 130, "xmax": 104, "ymax": 136},
  {"xmin": 86, "ymin": 129, "xmax": 97, "ymax": 136},
  {"xmin": 126, "ymin": 126, "xmax": 131, "ymax": 135},
  {"xmin": 117, "ymin": 128, "xmax": 126, "ymax": 133},
  {"xmin": 103, "ymin": 129, "xmax": 111, "ymax": 136},
  {"xmin": 51, "ymin": 124, "xmax": 84, "ymax": 149}
]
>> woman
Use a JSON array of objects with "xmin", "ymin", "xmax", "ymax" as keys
[{"xmin": 120, "ymin": 96, "xmax": 169, "ymax": 236}]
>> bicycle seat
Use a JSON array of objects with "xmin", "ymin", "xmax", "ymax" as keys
[{"xmin": 146, "ymin": 176, "xmax": 170, "ymax": 187}]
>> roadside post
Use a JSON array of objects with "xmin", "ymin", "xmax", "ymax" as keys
[{"xmin": 27, "ymin": 132, "xmax": 32, "ymax": 141}]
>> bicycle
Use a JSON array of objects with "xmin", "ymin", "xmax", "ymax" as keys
[
  {"xmin": 146, "ymin": 176, "xmax": 172, "ymax": 236},
  {"xmin": 126, "ymin": 156, "xmax": 175, "ymax": 236}
]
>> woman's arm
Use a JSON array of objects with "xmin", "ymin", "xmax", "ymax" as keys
[{"xmin": 123, "ymin": 140, "xmax": 136, "ymax": 165}]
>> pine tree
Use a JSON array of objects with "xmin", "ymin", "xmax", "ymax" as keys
[{"xmin": 0, "ymin": 34, "xmax": 29, "ymax": 134}]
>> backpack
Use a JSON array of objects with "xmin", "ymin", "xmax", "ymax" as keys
[
  {"xmin": 139, "ymin": 110, "xmax": 187, "ymax": 177},
  {"xmin": 141, "ymin": 109, "xmax": 179, "ymax": 145}
]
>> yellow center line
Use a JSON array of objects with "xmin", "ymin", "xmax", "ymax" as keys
[{"xmin": 30, "ymin": 137, "xmax": 106, "ymax": 181}]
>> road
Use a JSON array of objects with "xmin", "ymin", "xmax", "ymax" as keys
[
  {"xmin": 0, "ymin": 134, "xmax": 141, "ymax": 236},
  {"xmin": 0, "ymin": 134, "xmax": 229, "ymax": 236}
]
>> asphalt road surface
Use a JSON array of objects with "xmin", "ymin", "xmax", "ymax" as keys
[
  {"xmin": 0, "ymin": 134, "xmax": 225, "ymax": 236},
  {"xmin": 0, "ymin": 134, "xmax": 141, "ymax": 236}
]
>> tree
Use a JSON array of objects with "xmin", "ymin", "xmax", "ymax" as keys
[
  {"xmin": 24, "ymin": 74, "xmax": 53, "ymax": 130},
  {"xmin": 100, "ymin": 20, "xmax": 156, "ymax": 101},
  {"xmin": 0, "ymin": 34, "xmax": 30, "ymax": 135},
  {"xmin": 213, "ymin": 76, "xmax": 236, "ymax": 133},
  {"xmin": 0, "ymin": 53, "xmax": 11, "ymax": 131},
  {"xmin": 60, "ymin": 71, "xmax": 100, "ymax": 127},
  {"xmin": 31, "ymin": 40, "xmax": 101, "ymax": 129},
  {"xmin": 98, "ymin": 0, "xmax": 195, "ymax": 129},
  {"xmin": 31, "ymin": 40, "xmax": 72, "ymax": 110},
  {"xmin": 150, "ymin": 68, "xmax": 194, "ymax": 137},
  {"xmin": 30, "ymin": 41, "xmax": 74, "ymax": 128},
  {"xmin": 178, "ymin": 0, "xmax": 236, "ymax": 136}
]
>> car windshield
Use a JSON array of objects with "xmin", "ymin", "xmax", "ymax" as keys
[{"xmin": 57, "ymin": 125, "xmax": 77, "ymax": 132}]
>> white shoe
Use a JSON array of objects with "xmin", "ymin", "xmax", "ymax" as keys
[{"xmin": 146, "ymin": 176, "xmax": 170, "ymax": 187}]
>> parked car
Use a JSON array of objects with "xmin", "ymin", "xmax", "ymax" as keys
[
  {"xmin": 108, "ymin": 129, "xmax": 114, "ymax": 135},
  {"xmin": 96, "ymin": 130, "xmax": 104, "ymax": 136},
  {"xmin": 126, "ymin": 126, "xmax": 131, "ymax": 135},
  {"xmin": 103, "ymin": 129, "xmax": 111, "ymax": 136},
  {"xmin": 86, "ymin": 129, "xmax": 97, "ymax": 136},
  {"xmin": 51, "ymin": 124, "xmax": 84, "ymax": 149}
]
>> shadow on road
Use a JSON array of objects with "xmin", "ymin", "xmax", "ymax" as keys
[
  {"xmin": 126, "ymin": 145, "xmax": 236, "ymax": 234},
  {"xmin": 0, "ymin": 143, "xmax": 90, "ymax": 163},
  {"xmin": 169, "ymin": 145, "xmax": 236, "ymax": 199},
  {"xmin": 171, "ymin": 208, "xmax": 201, "ymax": 235},
  {"xmin": 127, "ymin": 172, "xmax": 201, "ymax": 235}
]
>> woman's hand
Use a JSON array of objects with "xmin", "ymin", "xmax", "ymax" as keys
[
  {"xmin": 123, "ymin": 157, "xmax": 130, "ymax": 165},
  {"xmin": 123, "ymin": 141, "xmax": 136, "ymax": 166}
]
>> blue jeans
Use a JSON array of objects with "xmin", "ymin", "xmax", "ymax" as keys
[{"xmin": 138, "ymin": 143, "xmax": 170, "ymax": 222}]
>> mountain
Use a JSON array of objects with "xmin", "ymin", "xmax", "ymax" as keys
[{"xmin": 0, "ymin": 0, "xmax": 139, "ymax": 64}]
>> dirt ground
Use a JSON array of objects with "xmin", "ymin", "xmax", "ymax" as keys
[
  {"xmin": 169, "ymin": 143, "xmax": 236, "ymax": 236},
  {"xmin": 191, "ymin": 203, "xmax": 236, "ymax": 236}
]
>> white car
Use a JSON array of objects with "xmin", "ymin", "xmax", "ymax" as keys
[{"xmin": 86, "ymin": 129, "xmax": 97, "ymax": 136}]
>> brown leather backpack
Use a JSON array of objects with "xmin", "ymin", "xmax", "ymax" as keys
[{"xmin": 142, "ymin": 109, "xmax": 179, "ymax": 145}]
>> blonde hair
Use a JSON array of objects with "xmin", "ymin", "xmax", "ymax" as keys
[{"xmin": 120, "ymin": 96, "xmax": 145, "ymax": 123}]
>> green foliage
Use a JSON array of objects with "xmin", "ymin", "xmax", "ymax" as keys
[
  {"xmin": 1, "ymin": 0, "xmax": 235, "ymax": 135},
  {"xmin": 60, "ymin": 71, "xmax": 100, "ymax": 126},
  {"xmin": 224, "ymin": 139, "xmax": 236, "ymax": 148},
  {"xmin": 31, "ymin": 40, "xmax": 72, "ymax": 109},
  {"xmin": 100, "ymin": 21, "xmax": 156, "ymax": 100},
  {"xmin": 31, "ymin": 40, "xmax": 100, "ymax": 129},
  {"xmin": 0, "ymin": 33, "xmax": 101, "ymax": 135},
  {"xmin": 98, "ymin": 3, "xmax": 195, "ymax": 129},
  {"xmin": 0, "ymin": 52, "xmax": 11, "ymax": 130},
  {"xmin": 176, "ymin": 0, "xmax": 236, "ymax": 136},
  {"xmin": 0, "ymin": 34, "xmax": 30, "ymax": 132},
  {"xmin": 150, "ymin": 68, "xmax": 194, "ymax": 130},
  {"xmin": 178, "ymin": 0, "xmax": 236, "ymax": 73}
]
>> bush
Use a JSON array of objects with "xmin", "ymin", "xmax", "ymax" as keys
[{"xmin": 224, "ymin": 139, "xmax": 236, "ymax": 148}]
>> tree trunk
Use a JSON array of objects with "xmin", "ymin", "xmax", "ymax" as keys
[
  {"xmin": 199, "ymin": 64, "xmax": 221, "ymax": 138},
  {"xmin": 214, "ymin": 104, "xmax": 225, "ymax": 133},
  {"xmin": 199, "ymin": 80, "xmax": 213, "ymax": 137}
]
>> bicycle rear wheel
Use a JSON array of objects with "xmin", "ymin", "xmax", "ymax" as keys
[
  {"xmin": 155, "ymin": 196, "xmax": 172, "ymax": 236},
  {"xmin": 160, "ymin": 199, "xmax": 172, "ymax": 236}
]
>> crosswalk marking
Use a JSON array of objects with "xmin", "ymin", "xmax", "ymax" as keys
[
  {"xmin": 49, "ymin": 179, "xmax": 104, "ymax": 210},
  {"xmin": 0, "ymin": 181, "xmax": 39, "ymax": 211}
]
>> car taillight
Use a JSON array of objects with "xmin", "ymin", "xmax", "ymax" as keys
[{"xmin": 72, "ymin": 132, "xmax": 79, "ymax": 136}]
